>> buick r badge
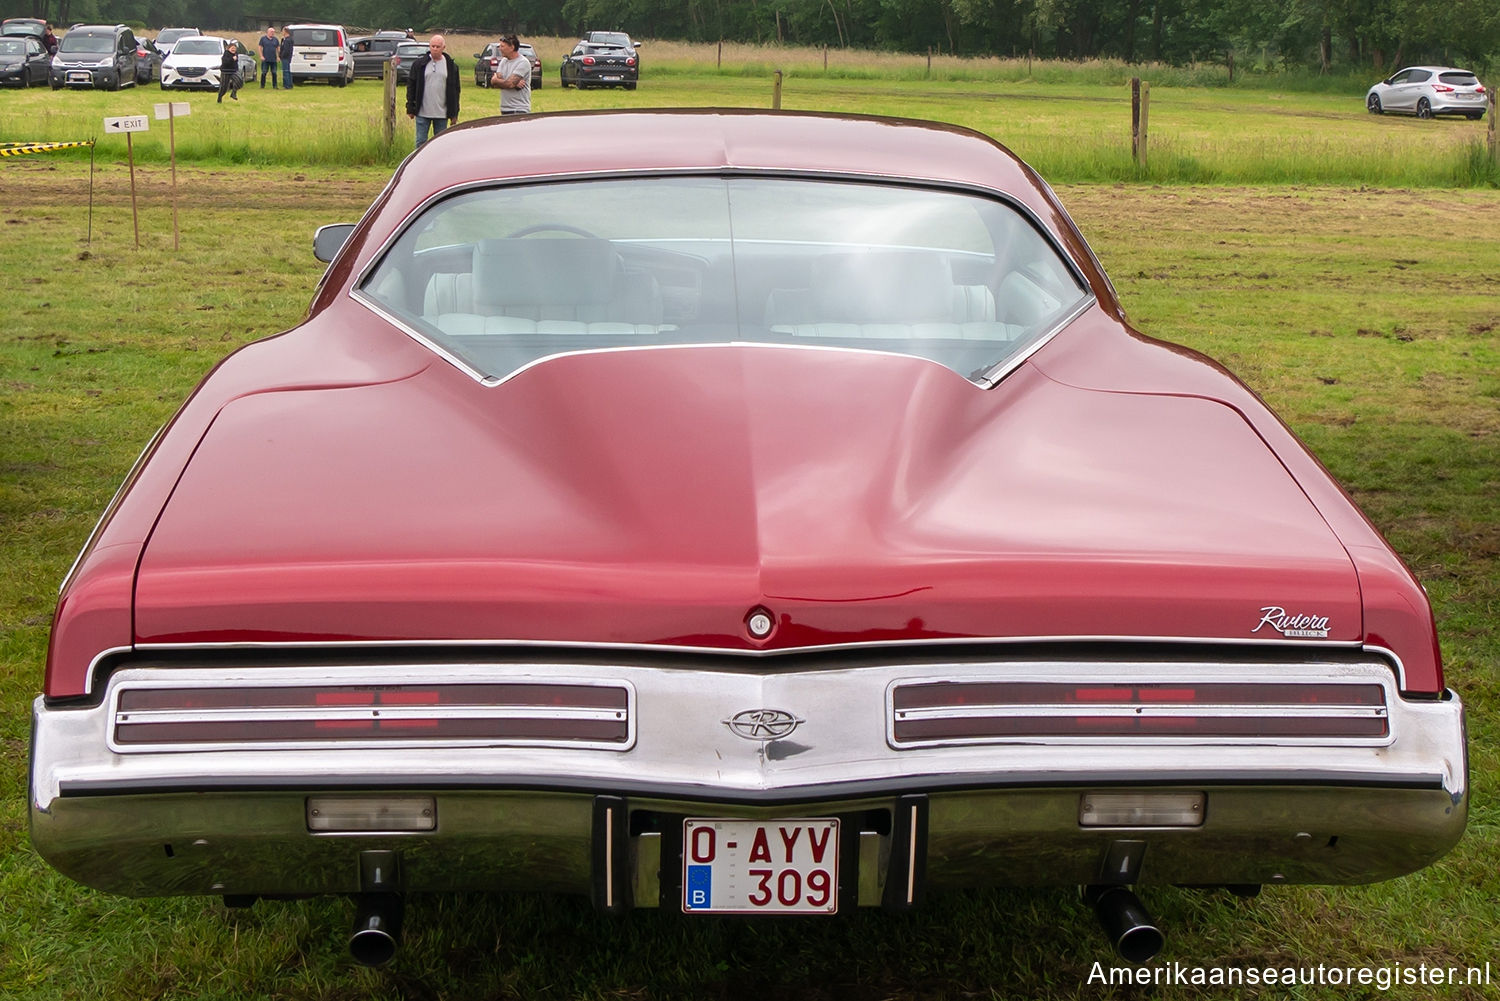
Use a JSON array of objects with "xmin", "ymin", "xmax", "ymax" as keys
[{"xmin": 724, "ymin": 708, "xmax": 804, "ymax": 740}]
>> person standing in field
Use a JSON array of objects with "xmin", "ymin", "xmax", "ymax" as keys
[
  {"xmin": 490, "ymin": 34, "xmax": 530, "ymax": 115},
  {"xmin": 217, "ymin": 41, "xmax": 241, "ymax": 102},
  {"xmin": 258, "ymin": 27, "xmax": 279, "ymax": 88},
  {"xmin": 279, "ymin": 27, "xmax": 293, "ymax": 89},
  {"xmin": 406, "ymin": 34, "xmax": 460, "ymax": 150}
]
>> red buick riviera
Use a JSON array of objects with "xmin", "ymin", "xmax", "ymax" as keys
[{"xmin": 30, "ymin": 110, "xmax": 1466, "ymax": 965}]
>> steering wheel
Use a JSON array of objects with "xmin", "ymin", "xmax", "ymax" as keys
[{"xmin": 503, "ymin": 223, "xmax": 601, "ymax": 239}]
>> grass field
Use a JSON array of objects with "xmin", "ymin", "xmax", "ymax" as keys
[
  {"xmin": 1, "ymin": 58, "xmax": 1498, "ymax": 1000},
  {"xmin": 2, "ymin": 35, "xmax": 1497, "ymax": 184}
]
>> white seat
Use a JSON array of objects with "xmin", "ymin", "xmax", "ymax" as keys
[{"xmin": 422, "ymin": 238, "xmax": 664, "ymax": 335}]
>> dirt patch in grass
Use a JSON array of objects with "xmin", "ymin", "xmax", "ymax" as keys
[{"xmin": 1, "ymin": 160, "xmax": 382, "ymax": 211}]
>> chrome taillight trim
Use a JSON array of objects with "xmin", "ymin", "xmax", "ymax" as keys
[
  {"xmin": 887, "ymin": 669, "xmax": 1396, "ymax": 748},
  {"xmin": 107, "ymin": 673, "xmax": 635, "ymax": 754}
]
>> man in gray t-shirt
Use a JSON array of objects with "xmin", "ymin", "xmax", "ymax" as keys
[
  {"xmin": 491, "ymin": 34, "xmax": 531, "ymax": 115},
  {"xmin": 405, "ymin": 34, "xmax": 460, "ymax": 149}
]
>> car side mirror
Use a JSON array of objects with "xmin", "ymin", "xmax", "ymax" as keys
[
  {"xmin": 473, "ymin": 51, "xmax": 482, "ymax": 57},
  {"xmin": 313, "ymin": 223, "xmax": 356, "ymax": 263}
]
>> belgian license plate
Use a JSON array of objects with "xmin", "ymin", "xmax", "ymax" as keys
[{"xmin": 682, "ymin": 818, "xmax": 839, "ymax": 913}]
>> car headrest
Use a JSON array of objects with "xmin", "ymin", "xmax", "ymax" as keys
[
  {"xmin": 472, "ymin": 238, "xmax": 617, "ymax": 309},
  {"xmin": 812, "ymin": 251, "xmax": 955, "ymax": 322}
]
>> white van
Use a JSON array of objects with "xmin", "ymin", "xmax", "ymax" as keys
[{"xmin": 285, "ymin": 23, "xmax": 352, "ymax": 86}]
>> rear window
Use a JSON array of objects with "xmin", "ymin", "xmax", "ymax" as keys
[
  {"xmin": 360, "ymin": 176, "xmax": 1090, "ymax": 387},
  {"xmin": 1438, "ymin": 72, "xmax": 1479, "ymax": 86},
  {"xmin": 291, "ymin": 28, "xmax": 342, "ymax": 47}
]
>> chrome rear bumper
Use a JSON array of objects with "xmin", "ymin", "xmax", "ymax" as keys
[{"xmin": 30, "ymin": 651, "xmax": 1467, "ymax": 903}]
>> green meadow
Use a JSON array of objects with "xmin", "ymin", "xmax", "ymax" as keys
[{"xmin": 1, "ymin": 47, "xmax": 1497, "ymax": 1000}]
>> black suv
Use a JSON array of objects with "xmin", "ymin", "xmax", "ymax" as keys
[{"xmin": 50, "ymin": 23, "xmax": 139, "ymax": 89}]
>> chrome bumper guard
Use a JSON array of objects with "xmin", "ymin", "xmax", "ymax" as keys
[{"xmin": 30, "ymin": 654, "xmax": 1467, "ymax": 903}]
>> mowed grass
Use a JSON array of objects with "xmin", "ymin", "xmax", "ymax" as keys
[
  {"xmin": 1, "ymin": 75, "xmax": 1498, "ymax": 998},
  {"xmin": 1, "ymin": 37, "xmax": 1496, "ymax": 184}
]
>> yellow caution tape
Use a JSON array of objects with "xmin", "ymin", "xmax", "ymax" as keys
[{"xmin": 0, "ymin": 140, "xmax": 96, "ymax": 157}]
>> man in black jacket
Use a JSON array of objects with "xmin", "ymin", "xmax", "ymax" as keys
[
  {"xmin": 217, "ymin": 41, "xmax": 240, "ymax": 103},
  {"xmin": 405, "ymin": 35, "xmax": 460, "ymax": 149}
]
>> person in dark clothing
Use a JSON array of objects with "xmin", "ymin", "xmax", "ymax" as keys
[
  {"xmin": 257, "ymin": 27, "xmax": 279, "ymax": 87},
  {"xmin": 217, "ymin": 41, "xmax": 240, "ymax": 102},
  {"xmin": 405, "ymin": 35, "xmax": 460, "ymax": 149},
  {"xmin": 41, "ymin": 23, "xmax": 57, "ymax": 55},
  {"xmin": 278, "ymin": 28, "xmax": 293, "ymax": 89}
]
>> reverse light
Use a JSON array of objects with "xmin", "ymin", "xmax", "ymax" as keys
[
  {"xmin": 1079, "ymin": 792, "xmax": 1205, "ymax": 828},
  {"xmin": 307, "ymin": 796, "xmax": 436, "ymax": 832}
]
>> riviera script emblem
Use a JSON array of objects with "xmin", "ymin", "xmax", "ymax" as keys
[
  {"xmin": 1252, "ymin": 606, "xmax": 1331, "ymax": 639},
  {"xmin": 724, "ymin": 709, "xmax": 805, "ymax": 740}
]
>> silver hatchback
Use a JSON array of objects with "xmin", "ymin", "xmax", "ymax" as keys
[{"xmin": 1366, "ymin": 66, "xmax": 1487, "ymax": 119}]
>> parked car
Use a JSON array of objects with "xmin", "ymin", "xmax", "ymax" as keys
[
  {"xmin": 389, "ymin": 40, "xmax": 426, "ymax": 84},
  {"xmin": 1, "ymin": 16, "xmax": 46, "ymax": 43},
  {"xmin": 349, "ymin": 31, "xmax": 406, "ymax": 79},
  {"xmin": 473, "ymin": 40, "xmax": 541, "ymax": 88},
  {"xmin": 49, "ymin": 23, "xmax": 139, "ymax": 90},
  {"xmin": 0, "ymin": 34, "xmax": 50, "ymax": 86},
  {"xmin": 29, "ymin": 110, "xmax": 1467, "ymax": 968},
  {"xmin": 559, "ymin": 40, "xmax": 636, "ymax": 89},
  {"xmin": 150, "ymin": 26, "xmax": 200, "ymax": 60},
  {"xmin": 1366, "ymin": 66, "xmax": 1487, "ymax": 119},
  {"xmin": 284, "ymin": 23, "xmax": 353, "ymax": 86},
  {"xmin": 133, "ymin": 38, "xmax": 160, "ymax": 83},
  {"xmin": 159, "ymin": 35, "xmax": 243, "ymax": 91}
]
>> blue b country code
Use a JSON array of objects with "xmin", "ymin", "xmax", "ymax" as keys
[{"xmin": 685, "ymin": 864, "xmax": 713, "ymax": 909}]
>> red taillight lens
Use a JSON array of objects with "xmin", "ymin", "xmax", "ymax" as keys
[
  {"xmin": 582, "ymin": 55, "xmax": 595, "ymax": 65},
  {"xmin": 626, "ymin": 57, "xmax": 636, "ymax": 66},
  {"xmin": 1476, "ymin": 84, "xmax": 1486, "ymax": 93},
  {"xmin": 114, "ymin": 682, "xmax": 632, "ymax": 746},
  {"xmin": 891, "ymin": 680, "xmax": 1389, "ymax": 743},
  {"xmin": 1433, "ymin": 84, "xmax": 1455, "ymax": 92}
]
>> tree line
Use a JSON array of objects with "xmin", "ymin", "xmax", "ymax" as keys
[{"xmin": 16, "ymin": 0, "xmax": 1499, "ymax": 71}]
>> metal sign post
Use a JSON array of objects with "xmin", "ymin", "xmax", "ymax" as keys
[
  {"xmin": 155, "ymin": 103, "xmax": 190, "ymax": 250},
  {"xmin": 104, "ymin": 115, "xmax": 149, "ymax": 250}
]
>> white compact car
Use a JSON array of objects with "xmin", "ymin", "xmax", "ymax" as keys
[
  {"xmin": 1366, "ymin": 66, "xmax": 1488, "ymax": 120},
  {"xmin": 160, "ymin": 34, "xmax": 226, "ymax": 90}
]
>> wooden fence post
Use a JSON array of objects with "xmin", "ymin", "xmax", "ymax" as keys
[
  {"xmin": 1139, "ymin": 82, "xmax": 1150, "ymax": 169},
  {"xmin": 381, "ymin": 61, "xmax": 397, "ymax": 151},
  {"xmin": 1131, "ymin": 77, "xmax": 1141, "ymax": 164},
  {"xmin": 823, "ymin": 44, "xmax": 827, "ymax": 71},
  {"xmin": 772, "ymin": 69, "xmax": 782, "ymax": 110},
  {"xmin": 717, "ymin": 40, "xmax": 722, "ymax": 69},
  {"xmin": 1490, "ymin": 91, "xmax": 1497, "ymax": 166}
]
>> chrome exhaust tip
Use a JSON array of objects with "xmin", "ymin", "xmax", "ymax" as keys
[
  {"xmin": 349, "ymin": 893, "xmax": 403, "ymax": 967},
  {"xmin": 1084, "ymin": 885, "xmax": 1164, "ymax": 963}
]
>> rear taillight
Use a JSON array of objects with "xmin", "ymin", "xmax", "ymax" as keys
[
  {"xmin": 890, "ymin": 680, "xmax": 1390, "ymax": 743},
  {"xmin": 1433, "ymin": 84, "xmax": 1454, "ymax": 92},
  {"xmin": 582, "ymin": 55, "xmax": 595, "ymax": 65},
  {"xmin": 626, "ymin": 57, "xmax": 636, "ymax": 66},
  {"xmin": 1477, "ymin": 84, "xmax": 1486, "ymax": 93},
  {"xmin": 113, "ymin": 681, "xmax": 633, "ymax": 748}
]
